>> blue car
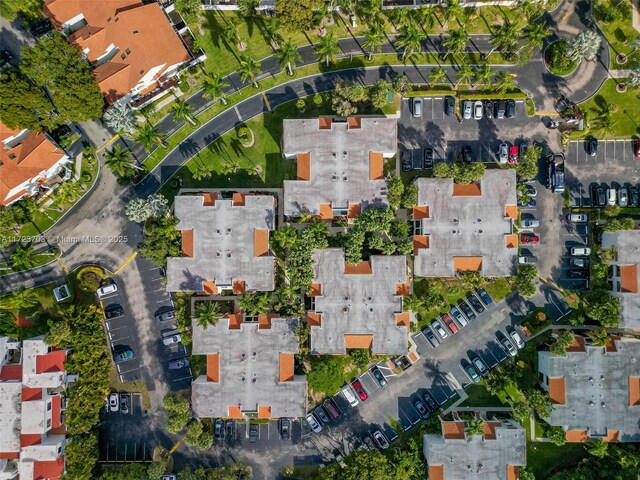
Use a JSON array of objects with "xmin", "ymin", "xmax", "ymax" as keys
[
  {"xmin": 518, "ymin": 199, "xmax": 537, "ymax": 208},
  {"xmin": 476, "ymin": 288, "xmax": 493, "ymax": 306},
  {"xmin": 113, "ymin": 349, "xmax": 133, "ymax": 363}
]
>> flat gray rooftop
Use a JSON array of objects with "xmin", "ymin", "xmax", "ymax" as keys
[
  {"xmin": 540, "ymin": 339, "xmax": 640, "ymax": 441},
  {"xmin": 166, "ymin": 194, "xmax": 275, "ymax": 292},
  {"xmin": 310, "ymin": 249, "xmax": 407, "ymax": 355},
  {"xmin": 413, "ymin": 170, "xmax": 517, "ymax": 277},
  {"xmin": 602, "ymin": 230, "xmax": 640, "ymax": 329},
  {"xmin": 282, "ymin": 117, "xmax": 397, "ymax": 217},
  {"xmin": 192, "ymin": 317, "xmax": 307, "ymax": 419},
  {"xmin": 0, "ymin": 381, "xmax": 21, "ymax": 453},
  {"xmin": 423, "ymin": 424, "xmax": 526, "ymax": 480}
]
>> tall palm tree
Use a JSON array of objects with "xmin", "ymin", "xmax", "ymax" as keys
[
  {"xmin": 429, "ymin": 66, "xmax": 448, "ymax": 85},
  {"xmin": 520, "ymin": 20, "xmax": 550, "ymax": 54},
  {"xmin": 104, "ymin": 144, "xmax": 139, "ymax": 177},
  {"xmin": 586, "ymin": 439, "xmax": 609, "ymax": 458},
  {"xmin": 202, "ymin": 74, "xmax": 230, "ymax": 105},
  {"xmin": 192, "ymin": 163, "xmax": 213, "ymax": 181},
  {"xmin": 494, "ymin": 71, "xmax": 516, "ymax": 93},
  {"xmin": 416, "ymin": 5, "xmax": 437, "ymax": 31},
  {"xmin": 237, "ymin": 54, "xmax": 261, "ymax": 88},
  {"xmin": 195, "ymin": 301, "xmax": 222, "ymax": 330},
  {"xmin": 455, "ymin": 64, "xmax": 475, "ymax": 88},
  {"xmin": 171, "ymin": 98, "xmax": 196, "ymax": 126},
  {"xmin": 315, "ymin": 33, "xmax": 340, "ymax": 67},
  {"xmin": 134, "ymin": 122, "xmax": 166, "ymax": 153},
  {"xmin": 238, "ymin": 292, "xmax": 272, "ymax": 317},
  {"xmin": 11, "ymin": 242, "xmax": 37, "ymax": 270},
  {"xmin": 396, "ymin": 24, "xmax": 425, "ymax": 62},
  {"xmin": 363, "ymin": 26, "xmax": 385, "ymax": 61},
  {"xmin": 442, "ymin": 29, "xmax": 470, "ymax": 61},
  {"xmin": 5, "ymin": 286, "xmax": 38, "ymax": 312},
  {"xmin": 224, "ymin": 18, "xmax": 243, "ymax": 50},
  {"xmin": 587, "ymin": 327, "xmax": 609, "ymax": 347},
  {"xmin": 264, "ymin": 16, "xmax": 283, "ymax": 49},
  {"xmin": 389, "ymin": 7, "xmax": 410, "ymax": 28},
  {"xmin": 465, "ymin": 418, "xmax": 484, "ymax": 437},
  {"xmin": 441, "ymin": 0, "xmax": 464, "ymax": 29},
  {"xmin": 276, "ymin": 41, "xmax": 302, "ymax": 75},
  {"xmin": 56, "ymin": 180, "xmax": 83, "ymax": 205},
  {"xmin": 488, "ymin": 17, "xmax": 519, "ymax": 57},
  {"xmin": 516, "ymin": 0, "xmax": 538, "ymax": 20},
  {"xmin": 474, "ymin": 63, "xmax": 494, "ymax": 86}
]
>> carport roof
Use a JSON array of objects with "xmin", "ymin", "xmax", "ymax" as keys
[
  {"xmin": 191, "ymin": 317, "xmax": 307, "ymax": 419},
  {"xmin": 602, "ymin": 230, "xmax": 640, "ymax": 330},
  {"xmin": 413, "ymin": 170, "xmax": 517, "ymax": 277}
]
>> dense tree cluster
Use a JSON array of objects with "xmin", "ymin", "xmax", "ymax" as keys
[
  {"xmin": 163, "ymin": 393, "xmax": 192, "ymax": 434},
  {"xmin": 331, "ymin": 80, "xmax": 392, "ymax": 116},
  {"xmin": 387, "ymin": 175, "xmax": 418, "ymax": 210},
  {"xmin": 307, "ymin": 356, "xmax": 346, "ymax": 395},
  {"xmin": 549, "ymin": 330, "xmax": 576, "ymax": 356},
  {"xmin": 275, "ymin": 0, "xmax": 322, "ymax": 31},
  {"xmin": 178, "ymin": 463, "xmax": 252, "ymax": 480},
  {"xmin": 515, "ymin": 144, "xmax": 541, "ymax": 181},
  {"xmin": 583, "ymin": 289, "xmax": 620, "ymax": 327},
  {"xmin": 138, "ymin": 215, "xmax": 182, "ymax": 266},
  {"xmin": 548, "ymin": 443, "xmax": 640, "ymax": 480},
  {"xmin": 515, "ymin": 264, "xmax": 537, "ymax": 297},
  {"xmin": 433, "ymin": 162, "xmax": 486, "ymax": 184}
]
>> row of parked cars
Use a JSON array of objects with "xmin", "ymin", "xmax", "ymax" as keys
[
  {"xmin": 463, "ymin": 99, "xmax": 516, "ymax": 120},
  {"xmin": 591, "ymin": 185, "xmax": 640, "ymax": 208},
  {"xmin": 106, "ymin": 392, "xmax": 130, "ymax": 414},
  {"xmin": 421, "ymin": 288, "xmax": 493, "ymax": 347},
  {"xmin": 462, "ymin": 329, "xmax": 525, "ymax": 383}
]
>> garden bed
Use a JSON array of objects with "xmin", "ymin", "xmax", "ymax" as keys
[{"xmin": 544, "ymin": 40, "xmax": 578, "ymax": 76}]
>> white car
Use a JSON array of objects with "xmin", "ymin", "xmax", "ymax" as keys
[
  {"xmin": 341, "ymin": 385, "xmax": 359, "ymax": 407},
  {"xmin": 473, "ymin": 100, "xmax": 483, "ymax": 120},
  {"xmin": 373, "ymin": 430, "xmax": 390, "ymax": 449},
  {"xmin": 619, "ymin": 188, "xmax": 628, "ymax": 207},
  {"xmin": 162, "ymin": 334, "xmax": 181, "ymax": 346},
  {"xmin": 567, "ymin": 213, "xmax": 588, "ymax": 222},
  {"xmin": 431, "ymin": 319, "xmax": 448, "ymax": 339},
  {"xmin": 500, "ymin": 336, "xmax": 517, "ymax": 357},
  {"xmin": 306, "ymin": 413, "xmax": 322, "ymax": 433},
  {"xmin": 571, "ymin": 247, "xmax": 591, "ymax": 256},
  {"xmin": 606, "ymin": 188, "xmax": 617, "ymax": 206},
  {"xmin": 521, "ymin": 219, "xmax": 539, "ymax": 228},
  {"xmin": 412, "ymin": 98, "xmax": 422, "ymax": 118},
  {"xmin": 109, "ymin": 393, "xmax": 119, "ymax": 412},
  {"xmin": 96, "ymin": 283, "xmax": 117, "ymax": 297},
  {"xmin": 510, "ymin": 331, "xmax": 525, "ymax": 349},
  {"xmin": 498, "ymin": 143, "xmax": 509, "ymax": 164},
  {"xmin": 463, "ymin": 100, "xmax": 472, "ymax": 119},
  {"xmin": 518, "ymin": 255, "xmax": 538, "ymax": 264}
]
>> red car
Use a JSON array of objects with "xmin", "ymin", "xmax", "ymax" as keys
[
  {"xmin": 508, "ymin": 145, "xmax": 518, "ymax": 164},
  {"xmin": 521, "ymin": 233, "xmax": 540, "ymax": 244},
  {"xmin": 634, "ymin": 139, "xmax": 640, "ymax": 158},
  {"xmin": 442, "ymin": 314, "xmax": 459, "ymax": 334},
  {"xmin": 351, "ymin": 379, "xmax": 368, "ymax": 401}
]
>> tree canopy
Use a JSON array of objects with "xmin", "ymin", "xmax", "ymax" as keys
[
  {"xmin": 276, "ymin": 0, "xmax": 321, "ymax": 31},
  {"xmin": 433, "ymin": 162, "xmax": 486, "ymax": 184},
  {"xmin": 0, "ymin": 67, "xmax": 57, "ymax": 130}
]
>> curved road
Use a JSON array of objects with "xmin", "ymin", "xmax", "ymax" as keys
[{"xmin": 0, "ymin": 0, "xmax": 610, "ymax": 293}]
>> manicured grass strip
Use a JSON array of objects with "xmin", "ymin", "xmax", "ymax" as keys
[
  {"xmin": 459, "ymin": 384, "xmax": 505, "ymax": 407},
  {"xmin": 527, "ymin": 442, "xmax": 587, "ymax": 479},
  {"xmin": 0, "ymin": 247, "xmax": 60, "ymax": 275},
  {"xmin": 577, "ymin": 79, "xmax": 640, "ymax": 138}
]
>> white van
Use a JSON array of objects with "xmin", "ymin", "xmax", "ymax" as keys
[
  {"xmin": 96, "ymin": 283, "xmax": 117, "ymax": 297},
  {"xmin": 341, "ymin": 385, "xmax": 359, "ymax": 407},
  {"xmin": 571, "ymin": 247, "xmax": 591, "ymax": 256}
]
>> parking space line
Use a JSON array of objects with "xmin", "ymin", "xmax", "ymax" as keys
[
  {"xmin": 172, "ymin": 375, "xmax": 192, "ymax": 383},
  {"xmin": 110, "ymin": 336, "xmax": 131, "ymax": 344},
  {"xmin": 118, "ymin": 366, "xmax": 139, "ymax": 375}
]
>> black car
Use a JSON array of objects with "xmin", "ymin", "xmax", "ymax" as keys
[
  {"xmin": 496, "ymin": 100, "xmax": 507, "ymax": 119},
  {"xmin": 423, "ymin": 391, "xmax": 439, "ymax": 411},
  {"xmin": 421, "ymin": 326, "xmax": 440, "ymax": 347},
  {"xmin": 280, "ymin": 418, "xmax": 290, "ymax": 440},
  {"xmin": 413, "ymin": 399, "xmax": 430, "ymax": 419},
  {"xmin": 423, "ymin": 148, "xmax": 434, "ymax": 169},
  {"xmin": 370, "ymin": 365, "xmax": 388, "ymax": 388},
  {"xmin": 506, "ymin": 99, "xmax": 516, "ymax": 118},
  {"xmin": 484, "ymin": 100, "xmax": 494, "ymax": 119},
  {"xmin": 568, "ymin": 269, "xmax": 589, "ymax": 279},
  {"xmin": 401, "ymin": 151, "xmax": 412, "ymax": 172},
  {"xmin": 314, "ymin": 406, "xmax": 330, "ymax": 423},
  {"xmin": 323, "ymin": 398, "xmax": 342, "ymax": 419},
  {"xmin": 444, "ymin": 96, "xmax": 455, "ymax": 116},
  {"xmin": 214, "ymin": 419, "xmax": 224, "ymax": 438},
  {"xmin": 519, "ymin": 142, "xmax": 528, "ymax": 156},
  {"xmin": 29, "ymin": 18, "xmax": 53, "ymax": 37},
  {"xmin": 476, "ymin": 288, "xmax": 493, "ymax": 306},
  {"xmin": 249, "ymin": 423, "xmax": 259, "ymax": 443},
  {"xmin": 458, "ymin": 300, "xmax": 476, "ymax": 321},
  {"xmin": 462, "ymin": 145, "xmax": 473, "ymax": 164},
  {"xmin": 629, "ymin": 187, "xmax": 639, "ymax": 207},
  {"xmin": 466, "ymin": 293, "xmax": 485, "ymax": 313},
  {"xmin": 593, "ymin": 186, "xmax": 606, "ymax": 207},
  {"xmin": 105, "ymin": 306, "xmax": 124, "ymax": 319},
  {"xmin": 585, "ymin": 137, "xmax": 598, "ymax": 156},
  {"xmin": 225, "ymin": 419, "xmax": 235, "ymax": 437}
]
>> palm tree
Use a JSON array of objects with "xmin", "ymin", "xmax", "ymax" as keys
[
  {"xmin": 416, "ymin": 5, "xmax": 437, "ymax": 31},
  {"xmin": 224, "ymin": 18, "xmax": 243, "ymax": 50},
  {"xmin": 5, "ymin": 286, "xmax": 38, "ymax": 313},
  {"xmin": 238, "ymin": 54, "xmax": 262, "ymax": 88},
  {"xmin": 170, "ymin": 98, "xmax": 196, "ymax": 126},
  {"xmin": 594, "ymin": 111, "xmax": 617, "ymax": 136},
  {"xmin": 567, "ymin": 30, "xmax": 602, "ymax": 63},
  {"xmin": 276, "ymin": 41, "xmax": 302, "ymax": 75},
  {"xmin": 389, "ymin": 7, "xmax": 410, "ymax": 28},
  {"xmin": 134, "ymin": 122, "xmax": 166, "ymax": 153},
  {"xmin": 465, "ymin": 418, "xmax": 484, "ymax": 437},
  {"xmin": 263, "ymin": 16, "xmax": 283, "ymax": 49},
  {"xmin": 315, "ymin": 33, "xmax": 340, "ymax": 67},
  {"xmin": 56, "ymin": 180, "xmax": 83, "ymax": 205},
  {"xmin": 441, "ymin": 0, "xmax": 464, "ymax": 29},
  {"xmin": 429, "ymin": 66, "xmax": 448, "ymax": 85},
  {"xmin": 238, "ymin": 292, "xmax": 272, "ymax": 317},
  {"xmin": 516, "ymin": 0, "xmax": 538, "ymax": 20},
  {"xmin": 455, "ymin": 64, "xmax": 474, "ymax": 88},
  {"xmin": 587, "ymin": 327, "xmax": 609, "ymax": 346},
  {"xmin": 488, "ymin": 17, "xmax": 519, "ymax": 57},
  {"xmin": 202, "ymin": 74, "xmax": 230, "ymax": 105},
  {"xmin": 363, "ymin": 26, "xmax": 385, "ymax": 61},
  {"xmin": 11, "ymin": 242, "xmax": 37, "ymax": 270},
  {"xmin": 195, "ymin": 301, "xmax": 222, "ymax": 330},
  {"xmin": 494, "ymin": 71, "xmax": 516, "ymax": 93},
  {"xmin": 442, "ymin": 29, "xmax": 470, "ymax": 61},
  {"xmin": 104, "ymin": 144, "xmax": 139, "ymax": 177},
  {"xmin": 520, "ymin": 20, "xmax": 550, "ymax": 54},
  {"xmin": 192, "ymin": 163, "xmax": 213, "ymax": 181},
  {"xmin": 586, "ymin": 439, "xmax": 609, "ymax": 458},
  {"xmin": 474, "ymin": 63, "xmax": 494, "ymax": 86},
  {"xmin": 396, "ymin": 24, "xmax": 425, "ymax": 62},
  {"xmin": 103, "ymin": 102, "xmax": 136, "ymax": 134}
]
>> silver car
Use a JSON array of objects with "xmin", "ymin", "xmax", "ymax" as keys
[
  {"xmin": 431, "ymin": 319, "xmax": 448, "ymax": 339},
  {"xmin": 473, "ymin": 100, "xmax": 483, "ymax": 120},
  {"xmin": 463, "ymin": 100, "xmax": 472, "ymax": 119},
  {"xmin": 306, "ymin": 413, "xmax": 322, "ymax": 433},
  {"xmin": 498, "ymin": 143, "xmax": 508, "ymax": 163},
  {"xmin": 521, "ymin": 219, "xmax": 539, "ymax": 228}
]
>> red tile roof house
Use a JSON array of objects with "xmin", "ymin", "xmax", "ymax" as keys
[
  {"xmin": 538, "ymin": 335, "xmax": 640, "ymax": 443},
  {"xmin": 0, "ymin": 122, "xmax": 71, "ymax": 207},
  {"xmin": 43, "ymin": 0, "xmax": 194, "ymax": 106},
  {"xmin": 0, "ymin": 336, "xmax": 72, "ymax": 480}
]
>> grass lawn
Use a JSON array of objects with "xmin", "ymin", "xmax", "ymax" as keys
[
  {"xmin": 527, "ymin": 441, "xmax": 587, "ymax": 479},
  {"xmin": 595, "ymin": 4, "xmax": 640, "ymax": 70},
  {"xmin": 578, "ymin": 79, "xmax": 640, "ymax": 138},
  {"xmin": 459, "ymin": 383, "xmax": 505, "ymax": 407},
  {"xmin": 0, "ymin": 247, "xmax": 60, "ymax": 274}
]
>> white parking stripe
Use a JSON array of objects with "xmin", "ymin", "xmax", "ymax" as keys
[{"xmin": 118, "ymin": 367, "xmax": 138, "ymax": 375}]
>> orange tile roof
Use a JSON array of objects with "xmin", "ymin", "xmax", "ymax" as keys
[
  {"xmin": 604, "ymin": 430, "xmax": 620, "ymax": 442},
  {"xmin": 630, "ymin": 376, "xmax": 640, "ymax": 406},
  {"xmin": 258, "ymin": 313, "xmax": 275, "ymax": 330},
  {"xmin": 227, "ymin": 405, "xmax": 243, "ymax": 419},
  {"xmin": 395, "ymin": 280, "xmax": 410, "ymax": 296},
  {"xmin": 505, "ymin": 204, "xmax": 518, "ymax": 219},
  {"xmin": 620, "ymin": 265, "xmax": 638, "ymax": 293},
  {"xmin": 548, "ymin": 377, "xmax": 566, "ymax": 405},
  {"xmin": 0, "ymin": 365, "xmax": 22, "ymax": 381},
  {"xmin": 181, "ymin": 229, "xmax": 194, "ymax": 257},
  {"xmin": 20, "ymin": 434, "xmax": 41, "ymax": 448},
  {"xmin": 297, "ymin": 152, "xmax": 310, "ymax": 180},
  {"xmin": 201, "ymin": 281, "xmax": 218, "ymax": 295},
  {"xmin": 318, "ymin": 203, "xmax": 334, "ymax": 220},
  {"xmin": 35, "ymin": 350, "xmax": 66, "ymax": 374},
  {"xmin": 408, "ymin": 351, "xmax": 418, "ymax": 362},
  {"xmin": 605, "ymin": 336, "xmax": 620, "ymax": 352},
  {"xmin": 318, "ymin": 117, "xmax": 332, "ymax": 129},
  {"xmin": 395, "ymin": 312, "xmax": 410, "ymax": 330},
  {"xmin": 45, "ymin": 0, "xmax": 190, "ymax": 104},
  {"xmin": 279, "ymin": 353, "xmax": 295, "ymax": 382},
  {"xmin": 428, "ymin": 465, "xmax": 444, "ymax": 480},
  {"xmin": 506, "ymin": 465, "xmax": 520, "ymax": 480},
  {"xmin": 226, "ymin": 313, "xmax": 243, "ymax": 330},
  {"xmin": 232, "ymin": 280, "xmax": 246, "ymax": 295},
  {"xmin": 254, "ymin": 229, "xmax": 270, "ymax": 257},
  {"xmin": 344, "ymin": 260, "xmax": 373, "ymax": 275},
  {"xmin": 347, "ymin": 202, "xmax": 361, "ymax": 219},
  {"xmin": 505, "ymin": 234, "xmax": 518, "ymax": 249},
  {"xmin": 453, "ymin": 256, "xmax": 483, "ymax": 271},
  {"xmin": 412, "ymin": 206, "xmax": 429, "ymax": 220},
  {"xmin": 413, "ymin": 235, "xmax": 429, "ymax": 255},
  {"xmin": 306, "ymin": 312, "xmax": 321, "ymax": 327},
  {"xmin": 344, "ymin": 334, "xmax": 373, "ymax": 349},
  {"xmin": 452, "ymin": 183, "xmax": 482, "ymax": 196},
  {"xmin": 346, "ymin": 116, "xmax": 362, "ymax": 129},
  {"xmin": 442, "ymin": 420, "xmax": 466, "ymax": 440},
  {"xmin": 565, "ymin": 429, "xmax": 588, "ymax": 442},
  {"xmin": 33, "ymin": 456, "xmax": 65, "ymax": 480},
  {"xmin": 232, "ymin": 193, "xmax": 246, "ymax": 206},
  {"xmin": 257, "ymin": 406, "xmax": 271, "ymax": 419},
  {"xmin": 0, "ymin": 453, "xmax": 19, "ymax": 460},
  {"xmin": 201, "ymin": 192, "xmax": 218, "ymax": 206},
  {"xmin": 206, "ymin": 353, "xmax": 220, "ymax": 382},
  {"xmin": 369, "ymin": 152, "xmax": 384, "ymax": 180},
  {"xmin": 0, "ymin": 123, "xmax": 24, "ymax": 143},
  {"xmin": 22, "ymin": 387, "xmax": 42, "ymax": 402},
  {"xmin": 566, "ymin": 335, "xmax": 586, "ymax": 353},
  {"xmin": 309, "ymin": 283, "xmax": 322, "ymax": 297},
  {"xmin": 483, "ymin": 421, "xmax": 502, "ymax": 440},
  {"xmin": 51, "ymin": 395, "xmax": 62, "ymax": 429}
]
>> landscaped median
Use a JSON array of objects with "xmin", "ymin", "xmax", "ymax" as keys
[{"xmin": 0, "ymin": 245, "xmax": 61, "ymax": 275}]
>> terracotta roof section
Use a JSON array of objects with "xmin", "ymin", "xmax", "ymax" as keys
[
  {"xmin": 505, "ymin": 204, "xmax": 518, "ymax": 219},
  {"xmin": 344, "ymin": 334, "xmax": 373, "ymax": 349},
  {"xmin": 318, "ymin": 203, "xmax": 334, "ymax": 220},
  {"xmin": 412, "ymin": 206, "xmax": 429, "ymax": 220},
  {"xmin": 201, "ymin": 281, "xmax": 218, "ymax": 295},
  {"xmin": 254, "ymin": 229, "xmax": 270, "ymax": 257},
  {"xmin": 258, "ymin": 313, "xmax": 275, "ymax": 330},
  {"xmin": 347, "ymin": 202, "xmax": 361, "ymax": 219},
  {"xmin": 565, "ymin": 335, "xmax": 586, "ymax": 353},
  {"xmin": 604, "ymin": 430, "xmax": 621, "ymax": 442},
  {"xmin": 297, "ymin": 152, "xmax": 310, "ymax": 180},
  {"xmin": 0, "ymin": 453, "xmax": 19, "ymax": 460},
  {"xmin": 369, "ymin": 152, "xmax": 384, "ymax": 180},
  {"xmin": 279, "ymin": 353, "xmax": 294, "ymax": 382},
  {"xmin": 33, "ymin": 456, "xmax": 65, "ymax": 480},
  {"xmin": 206, "ymin": 353, "xmax": 220, "ymax": 382},
  {"xmin": 35, "ymin": 351, "xmax": 66, "ymax": 374},
  {"xmin": 20, "ymin": 434, "xmax": 41, "ymax": 448},
  {"xmin": 308, "ymin": 284, "xmax": 322, "ymax": 297},
  {"xmin": 506, "ymin": 465, "xmax": 520, "ymax": 480},
  {"xmin": 395, "ymin": 312, "xmax": 410, "ymax": 330},
  {"xmin": 630, "ymin": 377, "xmax": 640, "ymax": 406},
  {"xmin": 413, "ymin": 235, "xmax": 429, "ymax": 255},
  {"xmin": 428, "ymin": 465, "xmax": 444, "ymax": 480},
  {"xmin": 318, "ymin": 117, "xmax": 332, "ymax": 129},
  {"xmin": 395, "ymin": 279, "xmax": 410, "ymax": 296},
  {"xmin": 51, "ymin": 395, "xmax": 62, "ymax": 429},
  {"xmin": 483, "ymin": 421, "xmax": 502, "ymax": 440},
  {"xmin": 226, "ymin": 313, "xmax": 243, "ymax": 330},
  {"xmin": 565, "ymin": 429, "xmax": 588, "ymax": 442},
  {"xmin": 453, "ymin": 256, "xmax": 483, "ymax": 271},
  {"xmin": 22, "ymin": 387, "xmax": 42, "ymax": 402},
  {"xmin": 227, "ymin": 405, "xmax": 243, "ymax": 419},
  {"xmin": 408, "ymin": 351, "xmax": 418, "ymax": 362},
  {"xmin": 232, "ymin": 280, "xmax": 246, "ymax": 295},
  {"xmin": 181, "ymin": 230, "xmax": 194, "ymax": 257},
  {"xmin": 0, "ymin": 365, "xmax": 22, "ymax": 381},
  {"xmin": 548, "ymin": 377, "xmax": 566, "ymax": 405},
  {"xmin": 452, "ymin": 183, "xmax": 482, "ymax": 196},
  {"xmin": 505, "ymin": 233, "xmax": 518, "ymax": 248},
  {"xmin": 346, "ymin": 116, "xmax": 362, "ymax": 129},
  {"xmin": 344, "ymin": 260, "xmax": 372, "ymax": 275},
  {"xmin": 201, "ymin": 192, "xmax": 218, "ymax": 206},
  {"xmin": 257, "ymin": 406, "xmax": 271, "ymax": 419},
  {"xmin": 442, "ymin": 420, "xmax": 466, "ymax": 440},
  {"xmin": 232, "ymin": 193, "xmax": 247, "ymax": 206},
  {"xmin": 620, "ymin": 265, "xmax": 638, "ymax": 293},
  {"xmin": 306, "ymin": 312, "xmax": 321, "ymax": 327}
]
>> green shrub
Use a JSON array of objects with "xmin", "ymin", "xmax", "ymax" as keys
[{"xmin": 76, "ymin": 266, "xmax": 106, "ymax": 292}]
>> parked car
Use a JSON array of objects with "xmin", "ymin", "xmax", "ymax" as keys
[
  {"xmin": 506, "ymin": 99, "xmax": 516, "ymax": 118},
  {"xmin": 634, "ymin": 138, "xmax": 640, "ymax": 157},
  {"xmin": 521, "ymin": 218, "xmax": 539, "ymax": 228},
  {"xmin": 466, "ymin": 293, "xmax": 485, "ymax": 313},
  {"xmin": 323, "ymin": 398, "xmax": 342, "ymax": 419},
  {"xmin": 105, "ymin": 306, "xmax": 124, "ymax": 319},
  {"xmin": 510, "ymin": 330, "xmax": 525, "ymax": 349},
  {"xmin": 431, "ymin": 319, "xmax": 449, "ymax": 339},
  {"xmin": 496, "ymin": 100, "xmax": 507, "ymax": 119},
  {"xmin": 571, "ymin": 246, "xmax": 591, "ymax": 256},
  {"xmin": 498, "ymin": 142, "xmax": 509, "ymax": 163},
  {"xmin": 606, "ymin": 188, "xmax": 617, "ymax": 206},
  {"xmin": 569, "ymin": 258, "xmax": 588, "ymax": 268},
  {"xmin": 412, "ymin": 98, "xmax": 422, "ymax": 117},
  {"xmin": 518, "ymin": 199, "xmax": 537, "ymax": 208},
  {"xmin": 519, "ymin": 142, "xmax": 528, "ymax": 156},
  {"xmin": 521, "ymin": 233, "xmax": 540, "ymax": 244},
  {"xmin": 370, "ymin": 365, "xmax": 388, "ymax": 388},
  {"xmin": 351, "ymin": 379, "xmax": 368, "ymax": 401},
  {"xmin": 423, "ymin": 147, "xmax": 434, "ymax": 169},
  {"xmin": 402, "ymin": 150, "xmax": 412, "ymax": 172},
  {"xmin": 567, "ymin": 213, "xmax": 588, "ymax": 222},
  {"xmin": 214, "ymin": 419, "xmax": 224, "ymax": 438},
  {"xmin": 109, "ymin": 393, "xmax": 119, "ymax": 412},
  {"xmin": 423, "ymin": 392, "xmax": 439, "ymax": 411},
  {"xmin": 585, "ymin": 137, "xmax": 598, "ymax": 156},
  {"xmin": 306, "ymin": 413, "xmax": 322, "ymax": 433},
  {"xmin": 462, "ymin": 145, "xmax": 473, "ymax": 164},
  {"xmin": 463, "ymin": 363, "xmax": 480, "ymax": 383},
  {"xmin": 472, "ymin": 356, "xmax": 489, "ymax": 377},
  {"xmin": 314, "ymin": 406, "xmax": 330, "ymax": 424},
  {"xmin": 162, "ymin": 334, "xmax": 181, "ymax": 346},
  {"xmin": 226, "ymin": 419, "xmax": 235, "ymax": 437},
  {"xmin": 518, "ymin": 255, "xmax": 538, "ymax": 264},
  {"xmin": 445, "ymin": 96, "xmax": 455, "ymax": 116},
  {"xmin": 458, "ymin": 300, "xmax": 476, "ymax": 321},
  {"xmin": 463, "ymin": 100, "xmax": 472, "ymax": 119},
  {"xmin": 249, "ymin": 423, "xmax": 259, "ymax": 442},
  {"xmin": 442, "ymin": 314, "xmax": 459, "ymax": 334},
  {"xmin": 509, "ymin": 145, "xmax": 518, "ymax": 164},
  {"xmin": 524, "ymin": 184, "xmax": 537, "ymax": 197},
  {"xmin": 413, "ymin": 399, "xmax": 430, "ymax": 418},
  {"xmin": 168, "ymin": 358, "xmax": 189, "ymax": 370},
  {"xmin": 450, "ymin": 306, "xmax": 468, "ymax": 327},
  {"xmin": 113, "ymin": 349, "xmax": 133, "ymax": 363},
  {"xmin": 593, "ymin": 186, "xmax": 606, "ymax": 207},
  {"xmin": 568, "ymin": 269, "xmax": 589, "ymax": 279},
  {"xmin": 155, "ymin": 310, "xmax": 176, "ymax": 322},
  {"xmin": 341, "ymin": 385, "xmax": 359, "ymax": 407},
  {"xmin": 96, "ymin": 283, "xmax": 117, "ymax": 297},
  {"xmin": 499, "ymin": 335, "xmax": 517, "ymax": 357},
  {"xmin": 279, "ymin": 418, "xmax": 289, "ymax": 440},
  {"xmin": 476, "ymin": 288, "xmax": 493, "ymax": 306},
  {"xmin": 619, "ymin": 188, "xmax": 629, "ymax": 207},
  {"xmin": 473, "ymin": 100, "xmax": 483, "ymax": 120},
  {"xmin": 373, "ymin": 430, "xmax": 390, "ymax": 449},
  {"xmin": 629, "ymin": 187, "xmax": 639, "ymax": 207},
  {"xmin": 422, "ymin": 326, "xmax": 440, "ymax": 347},
  {"xmin": 484, "ymin": 100, "xmax": 493, "ymax": 118},
  {"xmin": 362, "ymin": 435, "xmax": 376, "ymax": 450}
]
